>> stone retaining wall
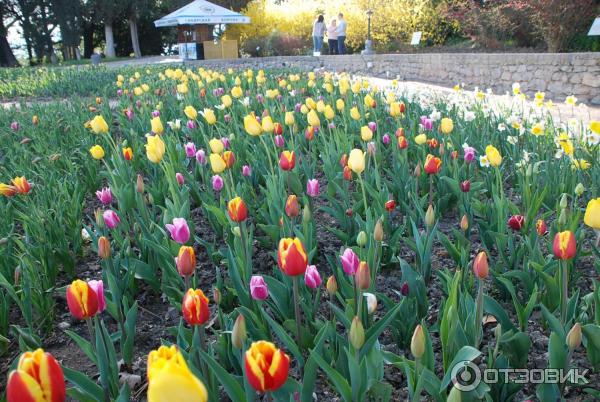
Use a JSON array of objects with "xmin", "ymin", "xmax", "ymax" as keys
[{"xmin": 191, "ymin": 53, "xmax": 600, "ymax": 105}]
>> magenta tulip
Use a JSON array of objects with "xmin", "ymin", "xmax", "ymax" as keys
[
  {"xmin": 96, "ymin": 187, "xmax": 113, "ymax": 205},
  {"xmin": 250, "ymin": 275, "xmax": 269, "ymax": 300},
  {"xmin": 195, "ymin": 149, "xmax": 207, "ymax": 165},
  {"xmin": 340, "ymin": 248, "xmax": 360, "ymax": 276},
  {"xmin": 88, "ymin": 280, "xmax": 106, "ymax": 313},
  {"xmin": 306, "ymin": 179, "xmax": 320, "ymax": 198},
  {"xmin": 184, "ymin": 142, "xmax": 196, "ymax": 158},
  {"xmin": 102, "ymin": 210, "xmax": 120, "ymax": 229},
  {"xmin": 304, "ymin": 265, "xmax": 322, "ymax": 289},
  {"xmin": 242, "ymin": 165, "xmax": 252, "ymax": 177},
  {"xmin": 165, "ymin": 218, "xmax": 190, "ymax": 244}
]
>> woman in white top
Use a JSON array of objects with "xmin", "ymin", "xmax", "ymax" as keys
[
  {"xmin": 312, "ymin": 15, "xmax": 325, "ymax": 54},
  {"xmin": 327, "ymin": 19, "xmax": 338, "ymax": 55}
]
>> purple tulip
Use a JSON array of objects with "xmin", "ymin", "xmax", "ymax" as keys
[
  {"xmin": 304, "ymin": 265, "xmax": 322, "ymax": 289},
  {"xmin": 340, "ymin": 248, "xmax": 360, "ymax": 275},
  {"xmin": 224, "ymin": 114, "xmax": 231, "ymax": 123},
  {"xmin": 328, "ymin": 122, "xmax": 336, "ymax": 129},
  {"xmin": 187, "ymin": 120, "xmax": 197, "ymax": 129},
  {"xmin": 367, "ymin": 141, "xmax": 376, "ymax": 156},
  {"xmin": 306, "ymin": 179, "xmax": 319, "ymax": 198},
  {"xmin": 184, "ymin": 142, "xmax": 196, "ymax": 158},
  {"xmin": 135, "ymin": 100, "xmax": 142, "ymax": 109},
  {"xmin": 242, "ymin": 165, "xmax": 252, "ymax": 177},
  {"xmin": 368, "ymin": 121, "xmax": 377, "ymax": 133},
  {"xmin": 103, "ymin": 210, "xmax": 120, "ymax": 229},
  {"xmin": 221, "ymin": 137, "xmax": 230, "ymax": 149},
  {"xmin": 165, "ymin": 218, "xmax": 190, "ymax": 244},
  {"xmin": 274, "ymin": 135, "xmax": 285, "ymax": 148},
  {"xmin": 250, "ymin": 275, "xmax": 269, "ymax": 300},
  {"xmin": 96, "ymin": 187, "xmax": 113, "ymax": 205},
  {"xmin": 10, "ymin": 121, "xmax": 19, "ymax": 131},
  {"xmin": 463, "ymin": 146, "xmax": 476, "ymax": 163},
  {"xmin": 256, "ymin": 94, "xmax": 264, "ymax": 103},
  {"xmin": 212, "ymin": 175, "xmax": 224, "ymax": 192},
  {"xmin": 382, "ymin": 134, "xmax": 391, "ymax": 145},
  {"xmin": 420, "ymin": 116, "xmax": 433, "ymax": 131},
  {"xmin": 151, "ymin": 110, "xmax": 160, "ymax": 118},
  {"xmin": 195, "ymin": 149, "xmax": 207, "ymax": 165},
  {"xmin": 88, "ymin": 280, "xmax": 106, "ymax": 313},
  {"xmin": 400, "ymin": 281, "xmax": 409, "ymax": 296},
  {"xmin": 294, "ymin": 103, "xmax": 302, "ymax": 113},
  {"xmin": 117, "ymin": 89, "xmax": 123, "ymax": 96},
  {"xmin": 176, "ymin": 172, "xmax": 185, "ymax": 186}
]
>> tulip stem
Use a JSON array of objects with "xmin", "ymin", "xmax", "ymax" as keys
[
  {"xmin": 561, "ymin": 260, "xmax": 569, "ymax": 325},
  {"xmin": 239, "ymin": 221, "xmax": 248, "ymax": 282},
  {"xmin": 292, "ymin": 276, "xmax": 301, "ymax": 346},
  {"xmin": 259, "ymin": 135, "xmax": 275, "ymax": 176},
  {"xmin": 475, "ymin": 278, "xmax": 484, "ymax": 348},
  {"xmin": 413, "ymin": 357, "xmax": 420, "ymax": 401},
  {"xmin": 357, "ymin": 173, "xmax": 368, "ymax": 216},
  {"xmin": 428, "ymin": 174, "xmax": 433, "ymax": 207}
]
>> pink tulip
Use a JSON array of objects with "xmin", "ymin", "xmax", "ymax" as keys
[
  {"xmin": 420, "ymin": 116, "xmax": 433, "ymax": 131},
  {"xmin": 125, "ymin": 109, "xmax": 134, "ymax": 121},
  {"xmin": 88, "ymin": 280, "xmax": 106, "ymax": 313},
  {"xmin": 103, "ymin": 210, "xmax": 120, "ymax": 229},
  {"xmin": 96, "ymin": 187, "xmax": 113, "ymax": 205},
  {"xmin": 117, "ymin": 89, "xmax": 123, "ymax": 96},
  {"xmin": 250, "ymin": 275, "xmax": 269, "ymax": 300},
  {"xmin": 306, "ymin": 179, "xmax": 319, "ymax": 197},
  {"xmin": 184, "ymin": 142, "xmax": 196, "ymax": 158},
  {"xmin": 165, "ymin": 218, "xmax": 190, "ymax": 244},
  {"xmin": 187, "ymin": 120, "xmax": 197, "ymax": 129},
  {"xmin": 341, "ymin": 248, "xmax": 360, "ymax": 275},
  {"xmin": 152, "ymin": 110, "xmax": 160, "ymax": 118},
  {"xmin": 368, "ymin": 121, "xmax": 377, "ymax": 133},
  {"xmin": 304, "ymin": 265, "xmax": 322, "ymax": 289},
  {"xmin": 221, "ymin": 137, "xmax": 230, "ymax": 149},
  {"xmin": 463, "ymin": 146, "xmax": 476, "ymax": 163},
  {"xmin": 135, "ymin": 100, "xmax": 142, "ymax": 108},
  {"xmin": 382, "ymin": 134, "xmax": 391, "ymax": 145},
  {"xmin": 274, "ymin": 135, "xmax": 284, "ymax": 148},
  {"xmin": 242, "ymin": 165, "xmax": 252, "ymax": 177},
  {"xmin": 195, "ymin": 149, "xmax": 206, "ymax": 165},
  {"xmin": 224, "ymin": 114, "xmax": 231, "ymax": 123},
  {"xmin": 176, "ymin": 173, "xmax": 185, "ymax": 186},
  {"xmin": 367, "ymin": 141, "xmax": 376, "ymax": 156},
  {"xmin": 10, "ymin": 121, "xmax": 19, "ymax": 131},
  {"xmin": 212, "ymin": 175, "xmax": 224, "ymax": 192},
  {"xmin": 328, "ymin": 122, "xmax": 336, "ymax": 129}
]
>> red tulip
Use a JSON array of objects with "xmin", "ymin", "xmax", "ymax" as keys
[
  {"xmin": 66, "ymin": 279, "xmax": 99, "ymax": 320},
  {"xmin": 397, "ymin": 136, "xmax": 408, "ymax": 149},
  {"xmin": 279, "ymin": 151, "xmax": 295, "ymax": 170},
  {"xmin": 553, "ymin": 231, "xmax": 576, "ymax": 260},
  {"xmin": 423, "ymin": 154, "xmax": 442, "ymax": 175},
  {"xmin": 536, "ymin": 219, "xmax": 548, "ymax": 236},
  {"xmin": 285, "ymin": 195, "xmax": 299, "ymax": 218},
  {"xmin": 228, "ymin": 197, "xmax": 248, "ymax": 222},
  {"xmin": 277, "ymin": 238, "xmax": 308, "ymax": 276},
  {"xmin": 385, "ymin": 199, "xmax": 396, "ymax": 212},
  {"xmin": 507, "ymin": 215, "xmax": 524, "ymax": 231},
  {"xmin": 460, "ymin": 180, "xmax": 471, "ymax": 192},
  {"xmin": 244, "ymin": 341, "xmax": 290, "ymax": 393},
  {"xmin": 7, "ymin": 349, "xmax": 66, "ymax": 402},
  {"xmin": 176, "ymin": 246, "xmax": 196, "ymax": 277},
  {"xmin": 182, "ymin": 288, "xmax": 210, "ymax": 326}
]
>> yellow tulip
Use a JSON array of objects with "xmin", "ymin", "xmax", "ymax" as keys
[
  {"xmin": 147, "ymin": 345, "xmax": 208, "ymax": 402},
  {"xmin": 305, "ymin": 97, "xmax": 317, "ymax": 110},
  {"xmin": 584, "ymin": 198, "xmax": 600, "ymax": 230},
  {"xmin": 184, "ymin": 106, "xmax": 197, "ymax": 120},
  {"xmin": 307, "ymin": 110, "xmax": 320, "ymax": 127},
  {"xmin": 415, "ymin": 133, "xmax": 427, "ymax": 145},
  {"xmin": 300, "ymin": 105, "xmax": 309, "ymax": 114},
  {"xmin": 348, "ymin": 149, "xmax": 365, "ymax": 174},
  {"xmin": 177, "ymin": 83, "xmax": 188, "ymax": 94},
  {"xmin": 350, "ymin": 107, "xmax": 361, "ymax": 121},
  {"xmin": 589, "ymin": 121, "xmax": 600, "ymax": 134},
  {"xmin": 360, "ymin": 126, "xmax": 373, "ymax": 141},
  {"xmin": 231, "ymin": 86, "xmax": 243, "ymax": 98},
  {"xmin": 316, "ymin": 100, "xmax": 325, "ymax": 113},
  {"xmin": 202, "ymin": 109, "xmax": 216, "ymax": 125},
  {"xmin": 145, "ymin": 135, "xmax": 165, "ymax": 163},
  {"xmin": 209, "ymin": 138, "xmax": 224, "ymax": 154},
  {"xmin": 485, "ymin": 145, "xmax": 502, "ymax": 167},
  {"xmin": 324, "ymin": 105, "xmax": 335, "ymax": 121},
  {"xmin": 389, "ymin": 102, "xmax": 401, "ymax": 117},
  {"xmin": 221, "ymin": 95, "xmax": 232, "ymax": 108},
  {"xmin": 89, "ymin": 145, "xmax": 105, "ymax": 160},
  {"xmin": 284, "ymin": 112, "xmax": 295, "ymax": 126},
  {"xmin": 336, "ymin": 99, "xmax": 345, "ymax": 111},
  {"xmin": 210, "ymin": 153, "xmax": 226, "ymax": 173},
  {"xmin": 151, "ymin": 117, "xmax": 164, "ymax": 135},
  {"xmin": 134, "ymin": 87, "xmax": 143, "ymax": 96},
  {"xmin": 262, "ymin": 116, "xmax": 275, "ymax": 133},
  {"xmin": 440, "ymin": 118, "xmax": 454, "ymax": 134},
  {"xmin": 90, "ymin": 115, "xmax": 109, "ymax": 134},
  {"xmin": 244, "ymin": 115, "xmax": 262, "ymax": 136}
]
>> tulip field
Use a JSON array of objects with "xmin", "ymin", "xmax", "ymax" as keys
[{"xmin": 2, "ymin": 65, "xmax": 600, "ymax": 402}]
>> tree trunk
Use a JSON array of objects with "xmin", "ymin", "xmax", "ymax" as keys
[
  {"xmin": 83, "ymin": 25, "xmax": 94, "ymax": 58},
  {"xmin": 129, "ymin": 17, "xmax": 142, "ymax": 59},
  {"xmin": 104, "ymin": 22, "xmax": 116, "ymax": 58},
  {"xmin": 0, "ymin": 8, "xmax": 18, "ymax": 66}
]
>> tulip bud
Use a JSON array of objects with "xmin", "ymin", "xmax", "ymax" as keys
[
  {"xmin": 285, "ymin": 195, "xmax": 299, "ymax": 218},
  {"xmin": 213, "ymin": 287, "xmax": 221, "ymax": 305},
  {"xmin": 494, "ymin": 324, "xmax": 502, "ymax": 340},
  {"xmin": 473, "ymin": 251, "xmax": 489, "ymax": 279},
  {"xmin": 326, "ymin": 275, "xmax": 338, "ymax": 295},
  {"xmin": 232, "ymin": 314, "xmax": 247, "ymax": 349},
  {"xmin": 97, "ymin": 236, "xmax": 111, "ymax": 260},
  {"xmin": 575, "ymin": 183, "xmax": 585, "ymax": 196},
  {"xmin": 357, "ymin": 231, "xmax": 367, "ymax": 247},
  {"xmin": 560, "ymin": 193, "xmax": 568, "ymax": 209},
  {"xmin": 558, "ymin": 208, "xmax": 567, "ymax": 226},
  {"xmin": 413, "ymin": 164, "xmax": 421, "ymax": 177},
  {"xmin": 356, "ymin": 261, "xmax": 370, "ymax": 290},
  {"xmin": 411, "ymin": 324, "xmax": 425, "ymax": 359},
  {"xmin": 303, "ymin": 204, "xmax": 311, "ymax": 223},
  {"xmin": 526, "ymin": 164, "xmax": 533, "ymax": 178},
  {"xmin": 232, "ymin": 226, "xmax": 241, "ymax": 237},
  {"xmin": 460, "ymin": 215, "xmax": 469, "ymax": 232},
  {"xmin": 136, "ymin": 174, "xmax": 145, "ymax": 193},
  {"xmin": 425, "ymin": 205, "xmax": 435, "ymax": 228},
  {"xmin": 400, "ymin": 281, "xmax": 409, "ymax": 296},
  {"xmin": 373, "ymin": 219, "xmax": 384, "ymax": 242},
  {"xmin": 349, "ymin": 316, "xmax": 365, "ymax": 350},
  {"xmin": 566, "ymin": 322, "xmax": 582, "ymax": 350},
  {"xmin": 14, "ymin": 265, "xmax": 21, "ymax": 284}
]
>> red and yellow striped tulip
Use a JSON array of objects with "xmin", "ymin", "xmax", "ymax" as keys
[
  {"xmin": 228, "ymin": 197, "xmax": 248, "ymax": 222},
  {"xmin": 423, "ymin": 154, "xmax": 442, "ymax": 175},
  {"xmin": 12, "ymin": 176, "xmax": 31, "ymax": 194},
  {"xmin": 7, "ymin": 349, "xmax": 66, "ymax": 402},
  {"xmin": 122, "ymin": 147, "xmax": 133, "ymax": 161},
  {"xmin": 181, "ymin": 288, "xmax": 210, "ymax": 326},
  {"xmin": 147, "ymin": 345, "xmax": 208, "ymax": 402},
  {"xmin": 277, "ymin": 238, "xmax": 307, "ymax": 276},
  {"xmin": 0, "ymin": 183, "xmax": 18, "ymax": 197},
  {"xmin": 553, "ymin": 231, "xmax": 576, "ymax": 260},
  {"xmin": 279, "ymin": 151, "xmax": 296, "ymax": 171},
  {"xmin": 66, "ymin": 279, "xmax": 99, "ymax": 320},
  {"xmin": 244, "ymin": 341, "xmax": 290, "ymax": 393}
]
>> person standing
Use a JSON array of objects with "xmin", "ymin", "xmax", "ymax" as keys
[
  {"xmin": 312, "ymin": 15, "xmax": 325, "ymax": 55},
  {"xmin": 327, "ymin": 19, "xmax": 338, "ymax": 55},
  {"xmin": 336, "ymin": 13, "xmax": 347, "ymax": 55}
]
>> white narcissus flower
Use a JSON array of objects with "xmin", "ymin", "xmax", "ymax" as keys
[
  {"xmin": 429, "ymin": 110, "xmax": 441, "ymax": 121},
  {"xmin": 586, "ymin": 133, "xmax": 600, "ymax": 146},
  {"xmin": 479, "ymin": 155, "xmax": 490, "ymax": 167},
  {"xmin": 464, "ymin": 111, "xmax": 475, "ymax": 122},
  {"xmin": 498, "ymin": 123, "xmax": 507, "ymax": 132},
  {"xmin": 363, "ymin": 292, "xmax": 378, "ymax": 314},
  {"xmin": 507, "ymin": 136, "xmax": 518, "ymax": 145}
]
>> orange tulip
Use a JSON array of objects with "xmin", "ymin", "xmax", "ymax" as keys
[
  {"xmin": 553, "ymin": 231, "xmax": 576, "ymax": 260},
  {"xmin": 343, "ymin": 166, "xmax": 352, "ymax": 181},
  {"xmin": 7, "ymin": 349, "xmax": 65, "ymax": 402},
  {"xmin": 285, "ymin": 195, "xmax": 299, "ymax": 218},
  {"xmin": 244, "ymin": 341, "xmax": 290, "ymax": 393},
  {"xmin": 12, "ymin": 176, "xmax": 31, "ymax": 194},
  {"xmin": 223, "ymin": 150, "xmax": 235, "ymax": 168},
  {"xmin": 176, "ymin": 246, "xmax": 196, "ymax": 277},
  {"xmin": 182, "ymin": 288, "xmax": 210, "ymax": 326},
  {"xmin": 277, "ymin": 237, "xmax": 308, "ymax": 276},
  {"xmin": 228, "ymin": 197, "xmax": 248, "ymax": 222},
  {"xmin": 0, "ymin": 183, "xmax": 18, "ymax": 197},
  {"xmin": 97, "ymin": 236, "xmax": 111, "ymax": 259},
  {"xmin": 279, "ymin": 151, "xmax": 295, "ymax": 171},
  {"xmin": 123, "ymin": 147, "xmax": 133, "ymax": 161},
  {"xmin": 473, "ymin": 251, "xmax": 489, "ymax": 279},
  {"xmin": 423, "ymin": 154, "xmax": 442, "ymax": 175},
  {"xmin": 397, "ymin": 136, "xmax": 408, "ymax": 149},
  {"xmin": 66, "ymin": 279, "xmax": 99, "ymax": 320},
  {"xmin": 356, "ymin": 261, "xmax": 370, "ymax": 290}
]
